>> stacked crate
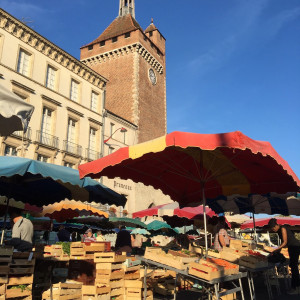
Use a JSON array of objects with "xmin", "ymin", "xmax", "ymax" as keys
[
  {"xmin": 94, "ymin": 252, "xmax": 126, "ymax": 300},
  {"xmin": 0, "ymin": 247, "xmax": 13, "ymax": 300},
  {"xmin": 6, "ymin": 252, "xmax": 36, "ymax": 300},
  {"xmin": 82, "ymin": 285, "xmax": 111, "ymax": 300},
  {"xmin": 70, "ymin": 242, "xmax": 109, "ymax": 260},
  {"xmin": 42, "ymin": 282, "xmax": 82, "ymax": 300},
  {"xmin": 124, "ymin": 266, "xmax": 153, "ymax": 300},
  {"xmin": 43, "ymin": 245, "xmax": 69, "ymax": 261}
]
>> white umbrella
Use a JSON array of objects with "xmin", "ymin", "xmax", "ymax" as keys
[{"xmin": 0, "ymin": 83, "xmax": 34, "ymax": 136}]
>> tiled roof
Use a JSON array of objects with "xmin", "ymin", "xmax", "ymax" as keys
[
  {"xmin": 83, "ymin": 14, "xmax": 143, "ymax": 47},
  {"xmin": 145, "ymin": 23, "xmax": 157, "ymax": 33}
]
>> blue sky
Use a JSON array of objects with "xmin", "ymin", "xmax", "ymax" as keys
[{"xmin": 1, "ymin": 0, "xmax": 299, "ymax": 179}]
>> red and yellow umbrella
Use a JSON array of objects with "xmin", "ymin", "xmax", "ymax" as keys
[
  {"xmin": 79, "ymin": 131, "xmax": 299, "ymax": 204},
  {"xmin": 0, "ymin": 196, "xmax": 42, "ymax": 215},
  {"xmin": 40, "ymin": 200, "xmax": 108, "ymax": 222}
]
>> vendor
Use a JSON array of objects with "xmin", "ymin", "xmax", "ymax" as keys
[
  {"xmin": 268, "ymin": 218, "xmax": 300, "ymax": 295},
  {"xmin": 214, "ymin": 216, "xmax": 230, "ymax": 252},
  {"xmin": 83, "ymin": 228, "xmax": 96, "ymax": 242},
  {"xmin": 5, "ymin": 208, "xmax": 33, "ymax": 252},
  {"xmin": 115, "ymin": 226, "xmax": 132, "ymax": 254}
]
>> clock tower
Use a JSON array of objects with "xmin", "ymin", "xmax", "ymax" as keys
[{"xmin": 80, "ymin": 0, "xmax": 166, "ymax": 143}]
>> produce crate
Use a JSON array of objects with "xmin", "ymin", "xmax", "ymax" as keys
[
  {"xmin": 239, "ymin": 255, "xmax": 268, "ymax": 269},
  {"xmin": 220, "ymin": 248, "xmax": 247, "ymax": 263},
  {"xmin": 70, "ymin": 242, "xmax": 85, "ymax": 260},
  {"xmin": 205, "ymin": 258, "xmax": 239, "ymax": 275},
  {"xmin": 96, "ymin": 269, "xmax": 125, "ymax": 281},
  {"xmin": 230, "ymin": 240, "xmax": 256, "ymax": 251},
  {"xmin": 189, "ymin": 261, "xmax": 225, "ymax": 281},
  {"xmin": 5, "ymin": 284, "xmax": 32, "ymax": 299},
  {"xmin": 82, "ymin": 284, "xmax": 110, "ymax": 300},
  {"xmin": 42, "ymin": 282, "xmax": 82, "ymax": 300},
  {"xmin": 94, "ymin": 252, "xmax": 126, "ymax": 263},
  {"xmin": 168, "ymin": 249, "xmax": 197, "ymax": 258},
  {"xmin": 0, "ymin": 246, "xmax": 13, "ymax": 262},
  {"xmin": 97, "ymin": 262, "xmax": 123, "ymax": 270},
  {"xmin": 124, "ymin": 266, "xmax": 140, "ymax": 280},
  {"xmin": 7, "ymin": 274, "xmax": 33, "ymax": 286},
  {"xmin": 110, "ymin": 286, "xmax": 124, "ymax": 297},
  {"xmin": 125, "ymin": 279, "xmax": 143, "ymax": 288},
  {"xmin": 9, "ymin": 258, "xmax": 35, "ymax": 275},
  {"xmin": 207, "ymin": 249, "xmax": 221, "ymax": 258},
  {"xmin": 144, "ymin": 247, "xmax": 196, "ymax": 270}
]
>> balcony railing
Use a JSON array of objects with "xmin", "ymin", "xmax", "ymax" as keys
[
  {"xmin": 36, "ymin": 130, "xmax": 59, "ymax": 148},
  {"xmin": 86, "ymin": 148, "xmax": 101, "ymax": 161},
  {"xmin": 11, "ymin": 127, "xmax": 32, "ymax": 140},
  {"xmin": 63, "ymin": 140, "xmax": 82, "ymax": 156}
]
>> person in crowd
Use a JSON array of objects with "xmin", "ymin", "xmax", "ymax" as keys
[
  {"xmin": 57, "ymin": 225, "xmax": 70, "ymax": 242},
  {"xmin": 214, "ymin": 216, "xmax": 231, "ymax": 252},
  {"xmin": 268, "ymin": 218, "xmax": 300, "ymax": 295},
  {"xmin": 71, "ymin": 231, "xmax": 81, "ymax": 242},
  {"xmin": 5, "ymin": 208, "xmax": 33, "ymax": 251},
  {"xmin": 83, "ymin": 228, "xmax": 97, "ymax": 242},
  {"xmin": 96, "ymin": 230, "xmax": 105, "ymax": 242},
  {"xmin": 115, "ymin": 226, "xmax": 132, "ymax": 254}
]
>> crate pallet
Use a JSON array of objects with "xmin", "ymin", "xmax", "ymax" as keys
[
  {"xmin": 110, "ymin": 287, "xmax": 124, "ymax": 297},
  {"xmin": 96, "ymin": 269, "xmax": 125, "ymax": 281},
  {"xmin": 94, "ymin": 252, "xmax": 126, "ymax": 263},
  {"xmin": 5, "ymin": 284, "xmax": 32, "ymax": 299},
  {"xmin": 82, "ymin": 284, "xmax": 110, "ymax": 300},
  {"xmin": 42, "ymin": 282, "xmax": 82, "ymax": 300},
  {"xmin": 9, "ymin": 258, "xmax": 35, "ymax": 275},
  {"xmin": 124, "ymin": 266, "xmax": 140, "ymax": 280}
]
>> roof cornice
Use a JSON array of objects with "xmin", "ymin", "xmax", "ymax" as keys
[
  {"xmin": 0, "ymin": 9, "xmax": 108, "ymax": 89},
  {"xmin": 81, "ymin": 43, "xmax": 164, "ymax": 74}
]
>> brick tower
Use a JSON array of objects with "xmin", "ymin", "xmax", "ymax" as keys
[{"xmin": 80, "ymin": 0, "xmax": 166, "ymax": 143}]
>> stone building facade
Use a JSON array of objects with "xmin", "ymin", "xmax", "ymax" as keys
[{"xmin": 0, "ymin": 3, "xmax": 172, "ymax": 216}]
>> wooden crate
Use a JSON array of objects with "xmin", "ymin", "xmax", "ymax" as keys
[
  {"xmin": 96, "ymin": 269, "xmax": 125, "ymax": 281},
  {"xmin": 82, "ymin": 284, "xmax": 110, "ymax": 300},
  {"xmin": 7, "ymin": 274, "xmax": 33, "ymax": 285},
  {"xmin": 42, "ymin": 282, "xmax": 82, "ymax": 300},
  {"xmin": 5, "ymin": 284, "xmax": 32, "ymax": 299},
  {"xmin": 70, "ymin": 242, "xmax": 85, "ymax": 259},
  {"xmin": 168, "ymin": 249, "xmax": 197, "ymax": 258},
  {"xmin": 9, "ymin": 258, "xmax": 35, "ymax": 275},
  {"xmin": 124, "ymin": 280, "xmax": 143, "ymax": 288},
  {"xmin": 189, "ymin": 261, "xmax": 225, "ymax": 281},
  {"xmin": 220, "ymin": 248, "xmax": 247, "ymax": 263},
  {"xmin": 0, "ymin": 246, "xmax": 13, "ymax": 258},
  {"xmin": 94, "ymin": 252, "xmax": 126, "ymax": 263},
  {"xmin": 110, "ymin": 287, "xmax": 124, "ymax": 297},
  {"xmin": 125, "ymin": 287, "xmax": 152, "ymax": 298},
  {"xmin": 124, "ymin": 266, "xmax": 140, "ymax": 280},
  {"xmin": 207, "ymin": 249, "xmax": 221, "ymax": 258},
  {"xmin": 230, "ymin": 240, "xmax": 256, "ymax": 251},
  {"xmin": 239, "ymin": 255, "xmax": 268, "ymax": 269},
  {"xmin": 205, "ymin": 258, "xmax": 239, "ymax": 275},
  {"xmin": 96, "ymin": 262, "xmax": 123, "ymax": 270}
]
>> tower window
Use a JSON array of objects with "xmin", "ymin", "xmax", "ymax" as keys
[
  {"xmin": 88, "ymin": 45, "xmax": 93, "ymax": 51},
  {"xmin": 99, "ymin": 41, "xmax": 105, "ymax": 47},
  {"xmin": 112, "ymin": 37, "xmax": 118, "ymax": 43},
  {"xmin": 125, "ymin": 32, "xmax": 130, "ymax": 38},
  {"xmin": 149, "ymin": 31, "xmax": 153, "ymax": 37}
]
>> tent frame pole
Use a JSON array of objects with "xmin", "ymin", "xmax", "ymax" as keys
[
  {"xmin": 202, "ymin": 188, "xmax": 208, "ymax": 252},
  {"xmin": 252, "ymin": 212, "xmax": 257, "ymax": 242}
]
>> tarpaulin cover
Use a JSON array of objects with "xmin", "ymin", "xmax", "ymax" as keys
[{"xmin": 241, "ymin": 217, "xmax": 300, "ymax": 229}]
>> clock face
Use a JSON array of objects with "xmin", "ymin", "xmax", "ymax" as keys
[{"xmin": 148, "ymin": 68, "xmax": 157, "ymax": 85}]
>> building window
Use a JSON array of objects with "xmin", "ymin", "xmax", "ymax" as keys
[
  {"xmin": 149, "ymin": 31, "xmax": 153, "ymax": 37},
  {"xmin": 67, "ymin": 118, "xmax": 76, "ymax": 144},
  {"xmin": 88, "ymin": 45, "xmax": 93, "ymax": 51},
  {"xmin": 125, "ymin": 32, "xmax": 130, "ymax": 38},
  {"xmin": 91, "ymin": 91, "xmax": 98, "ymax": 112},
  {"xmin": 64, "ymin": 162, "xmax": 74, "ymax": 168},
  {"xmin": 112, "ymin": 37, "xmax": 118, "ymax": 43},
  {"xmin": 89, "ymin": 127, "xmax": 96, "ymax": 151},
  {"xmin": 70, "ymin": 79, "xmax": 79, "ymax": 102},
  {"xmin": 17, "ymin": 49, "xmax": 31, "ymax": 76},
  {"xmin": 37, "ymin": 154, "xmax": 49, "ymax": 163},
  {"xmin": 4, "ymin": 145, "xmax": 17, "ymax": 156},
  {"xmin": 41, "ymin": 107, "xmax": 53, "ymax": 135},
  {"xmin": 110, "ymin": 123, "xmax": 115, "ymax": 136},
  {"xmin": 100, "ymin": 41, "xmax": 105, "ymax": 47},
  {"xmin": 46, "ymin": 65, "xmax": 56, "ymax": 90}
]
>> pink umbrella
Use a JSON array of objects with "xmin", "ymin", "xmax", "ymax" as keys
[{"xmin": 241, "ymin": 217, "xmax": 300, "ymax": 230}]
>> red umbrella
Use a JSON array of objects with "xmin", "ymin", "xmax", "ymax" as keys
[
  {"xmin": 79, "ymin": 131, "xmax": 300, "ymax": 249},
  {"xmin": 241, "ymin": 217, "xmax": 300, "ymax": 230},
  {"xmin": 132, "ymin": 202, "xmax": 230, "ymax": 228}
]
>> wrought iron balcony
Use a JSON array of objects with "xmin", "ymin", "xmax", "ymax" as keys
[
  {"xmin": 86, "ymin": 148, "xmax": 101, "ymax": 161},
  {"xmin": 11, "ymin": 127, "xmax": 32, "ymax": 140},
  {"xmin": 63, "ymin": 140, "xmax": 82, "ymax": 156},
  {"xmin": 36, "ymin": 130, "xmax": 59, "ymax": 148}
]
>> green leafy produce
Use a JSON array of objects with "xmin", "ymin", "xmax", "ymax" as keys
[
  {"xmin": 56, "ymin": 242, "xmax": 71, "ymax": 255},
  {"xmin": 9, "ymin": 285, "xmax": 31, "ymax": 292}
]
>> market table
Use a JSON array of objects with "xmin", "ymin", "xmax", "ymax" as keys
[
  {"xmin": 240, "ymin": 261, "xmax": 290, "ymax": 300},
  {"xmin": 138, "ymin": 256, "xmax": 247, "ymax": 300}
]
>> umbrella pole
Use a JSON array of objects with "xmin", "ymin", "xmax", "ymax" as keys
[
  {"xmin": 202, "ymin": 189, "xmax": 208, "ymax": 252},
  {"xmin": 252, "ymin": 212, "xmax": 257, "ymax": 242}
]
